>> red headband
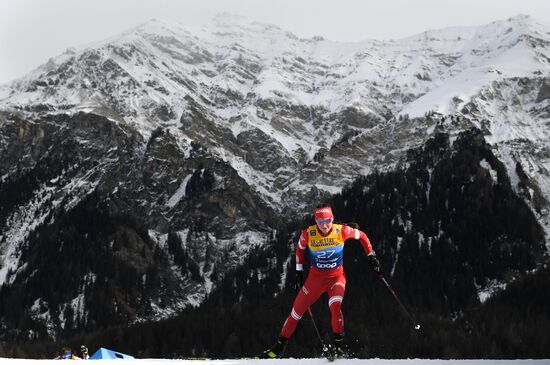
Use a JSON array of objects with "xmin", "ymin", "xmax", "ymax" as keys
[{"xmin": 314, "ymin": 207, "xmax": 333, "ymax": 220}]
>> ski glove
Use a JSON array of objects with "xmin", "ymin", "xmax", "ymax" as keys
[
  {"xmin": 368, "ymin": 254, "xmax": 381, "ymax": 273},
  {"xmin": 294, "ymin": 271, "xmax": 304, "ymax": 291}
]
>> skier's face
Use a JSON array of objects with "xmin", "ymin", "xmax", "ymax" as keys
[
  {"xmin": 316, "ymin": 218, "xmax": 333, "ymax": 234},
  {"xmin": 314, "ymin": 206, "xmax": 334, "ymax": 235}
]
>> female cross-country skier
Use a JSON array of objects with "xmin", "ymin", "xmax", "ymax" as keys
[{"xmin": 262, "ymin": 203, "xmax": 380, "ymax": 358}]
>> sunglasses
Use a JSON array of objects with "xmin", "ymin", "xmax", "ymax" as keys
[{"xmin": 316, "ymin": 218, "xmax": 333, "ymax": 225}]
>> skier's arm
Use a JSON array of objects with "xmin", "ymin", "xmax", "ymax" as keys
[
  {"xmin": 293, "ymin": 230, "xmax": 308, "ymax": 290},
  {"xmin": 295, "ymin": 230, "xmax": 308, "ymax": 271}
]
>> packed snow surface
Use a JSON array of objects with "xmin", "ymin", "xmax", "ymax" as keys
[{"xmin": 0, "ymin": 359, "xmax": 548, "ymax": 364}]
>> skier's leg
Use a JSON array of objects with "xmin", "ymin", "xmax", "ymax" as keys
[
  {"xmin": 326, "ymin": 275, "xmax": 347, "ymax": 358},
  {"xmin": 263, "ymin": 275, "xmax": 323, "ymax": 358},
  {"xmin": 327, "ymin": 276, "xmax": 346, "ymax": 334},
  {"xmin": 280, "ymin": 274, "xmax": 323, "ymax": 339}
]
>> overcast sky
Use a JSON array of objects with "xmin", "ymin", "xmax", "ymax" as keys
[{"xmin": 1, "ymin": 0, "xmax": 550, "ymax": 84}]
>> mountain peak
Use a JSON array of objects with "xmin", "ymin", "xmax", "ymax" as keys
[
  {"xmin": 132, "ymin": 17, "xmax": 191, "ymax": 37},
  {"xmin": 208, "ymin": 12, "xmax": 291, "ymax": 38},
  {"xmin": 485, "ymin": 13, "xmax": 546, "ymax": 36}
]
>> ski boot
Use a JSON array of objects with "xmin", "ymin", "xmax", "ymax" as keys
[
  {"xmin": 261, "ymin": 337, "xmax": 288, "ymax": 359},
  {"xmin": 332, "ymin": 333, "xmax": 345, "ymax": 359}
]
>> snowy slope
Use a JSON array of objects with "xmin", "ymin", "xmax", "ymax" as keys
[{"xmin": 0, "ymin": 358, "xmax": 548, "ymax": 364}]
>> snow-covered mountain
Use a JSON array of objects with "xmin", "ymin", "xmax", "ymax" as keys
[
  {"xmin": 2, "ymin": 14, "xmax": 549, "ymax": 211},
  {"xmin": 2, "ymin": 14, "xmax": 550, "ymax": 210},
  {"xmin": 0, "ymin": 13, "xmax": 549, "ymax": 339}
]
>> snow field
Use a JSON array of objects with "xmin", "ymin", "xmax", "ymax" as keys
[{"xmin": 0, "ymin": 359, "xmax": 548, "ymax": 364}]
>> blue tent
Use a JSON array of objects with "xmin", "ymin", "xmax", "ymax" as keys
[{"xmin": 90, "ymin": 347, "xmax": 134, "ymax": 360}]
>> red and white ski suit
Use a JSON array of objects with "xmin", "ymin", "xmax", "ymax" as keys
[{"xmin": 279, "ymin": 223, "xmax": 374, "ymax": 339}]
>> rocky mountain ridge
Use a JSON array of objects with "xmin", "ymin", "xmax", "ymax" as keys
[{"xmin": 1, "ymin": 14, "xmax": 549, "ymax": 214}]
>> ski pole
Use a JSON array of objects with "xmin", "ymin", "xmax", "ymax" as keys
[
  {"xmin": 378, "ymin": 273, "xmax": 421, "ymax": 330},
  {"xmin": 307, "ymin": 308, "xmax": 329, "ymax": 352}
]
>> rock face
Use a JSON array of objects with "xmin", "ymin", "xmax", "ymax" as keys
[
  {"xmin": 0, "ymin": 14, "xmax": 549, "ymax": 339},
  {"xmin": 0, "ymin": 112, "xmax": 280, "ymax": 339}
]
